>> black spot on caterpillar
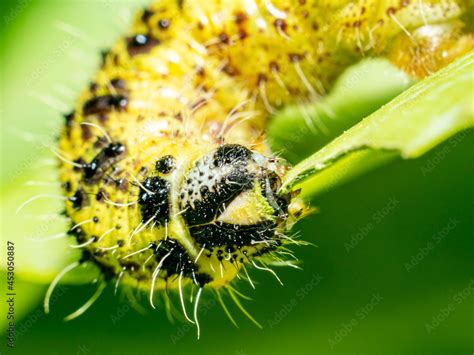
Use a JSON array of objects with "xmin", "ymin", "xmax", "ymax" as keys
[
  {"xmin": 138, "ymin": 176, "xmax": 171, "ymax": 225},
  {"xmin": 82, "ymin": 94, "xmax": 128, "ymax": 116},
  {"xmin": 126, "ymin": 33, "xmax": 160, "ymax": 56},
  {"xmin": 155, "ymin": 155, "xmax": 176, "ymax": 174},
  {"xmin": 46, "ymin": 0, "xmax": 472, "ymax": 335},
  {"xmin": 83, "ymin": 143, "xmax": 126, "ymax": 183},
  {"xmin": 189, "ymin": 221, "xmax": 279, "ymax": 249},
  {"xmin": 70, "ymin": 188, "xmax": 89, "ymax": 210}
]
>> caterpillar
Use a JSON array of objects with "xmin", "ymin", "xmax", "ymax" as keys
[{"xmin": 47, "ymin": 0, "xmax": 472, "ymax": 335}]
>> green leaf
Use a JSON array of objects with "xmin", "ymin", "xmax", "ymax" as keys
[
  {"xmin": 280, "ymin": 51, "xmax": 474, "ymax": 197},
  {"xmin": 268, "ymin": 58, "xmax": 413, "ymax": 163},
  {"xmin": 0, "ymin": 274, "xmax": 46, "ymax": 335},
  {"xmin": 0, "ymin": 167, "xmax": 100, "ymax": 284},
  {"xmin": 0, "ymin": 0, "xmax": 146, "ymax": 285}
]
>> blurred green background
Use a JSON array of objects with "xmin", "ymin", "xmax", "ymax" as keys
[{"xmin": 1, "ymin": 1, "xmax": 472, "ymax": 354}]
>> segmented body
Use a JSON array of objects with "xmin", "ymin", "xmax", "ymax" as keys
[{"xmin": 58, "ymin": 0, "xmax": 472, "ymax": 304}]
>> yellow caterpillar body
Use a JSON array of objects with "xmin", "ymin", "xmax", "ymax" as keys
[{"xmin": 56, "ymin": 0, "xmax": 472, "ymax": 322}]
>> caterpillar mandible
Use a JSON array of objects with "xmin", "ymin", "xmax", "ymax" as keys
[{"xmin": 49, "ymin": 0, "xmax": 472, "ymax": 334}]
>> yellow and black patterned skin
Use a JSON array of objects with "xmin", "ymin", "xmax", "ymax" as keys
[{"xmin": 58, "ymin": 0, "xmax": 472, "ymax": 296}]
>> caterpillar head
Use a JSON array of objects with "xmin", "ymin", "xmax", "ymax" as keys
[
  {"xmin": 65, "ymin": 136, "xmax": 307, "ymax": 304},
  {"xmin": 174, "ymin": 144, "xmax": 301, "ymax": 286},
  {"xmin": 110, "ymin": 143, "xmax": 305, "ymax": 292}
]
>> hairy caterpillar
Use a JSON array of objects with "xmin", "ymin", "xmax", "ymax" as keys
[{"xmin": 44, "ymin": 0, "xmax": 472, "ymax": 335}]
